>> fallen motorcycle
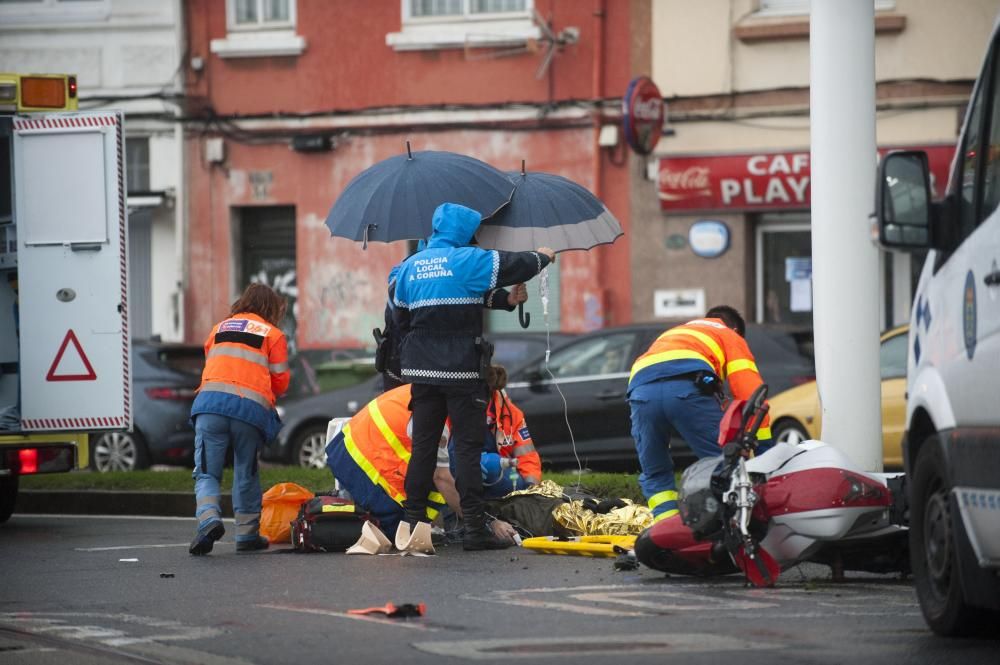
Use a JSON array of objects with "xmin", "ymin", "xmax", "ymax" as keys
[{"xmin": 634, "ymin": 385, "xmax": 909, "ymax": 587}]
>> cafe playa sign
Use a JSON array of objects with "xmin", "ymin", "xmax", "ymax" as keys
[{"xmin": 657, "ymin": 146, "xmax": 955, "ymax": 213}]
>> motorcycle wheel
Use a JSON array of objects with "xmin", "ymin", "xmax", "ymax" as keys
[{"xmin": 909, "ymin": 436, "xmax": 979, "ymax": 636}]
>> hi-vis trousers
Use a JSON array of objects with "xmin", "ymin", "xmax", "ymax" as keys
[
  {"xmin": 193, "ymin": 413, "xmax": 264, "ymax": 543},
  {"xmin": 628, "ymin": 377, "xmax": 724, "ymax": 522}
]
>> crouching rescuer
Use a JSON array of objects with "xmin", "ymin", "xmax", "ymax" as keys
[
  {"xmin": 627, "ymin": 306, "xmax": 771, "ymax": 524},
  {"xmin": 189, "ymin": 284, "xmax": 290, "ymax": 555},
  {"xmin": 480, "ymin": 364, "xmax": 542, "ymax": 498}
]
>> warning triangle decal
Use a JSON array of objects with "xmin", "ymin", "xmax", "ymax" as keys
[{"xmin": 46, "ymin": 329, "xmax": 98, "ymax": 382}]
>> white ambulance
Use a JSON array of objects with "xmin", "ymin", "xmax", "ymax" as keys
[
  {"xmin": 0, "ymin": 73, "xmax": 131, "ymax": 522},
  {"xmin": 875, "ymin": 20, "xmax": 1000, "ymax": 636}
]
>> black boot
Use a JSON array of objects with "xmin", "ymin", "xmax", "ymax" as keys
[
  {"xmin": 463, "ymin": 525, "xmax": 512, "ymax": 551},
  {"xmin": 189, "ymin": 521, "xmax": 225, "ymax": 556}
]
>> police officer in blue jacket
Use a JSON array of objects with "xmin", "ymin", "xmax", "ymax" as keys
[
  {"xmin": 380, "ymin": 262, "xmax": 526, "ymax": 393},
  {"xmin": 393, "ymin": 202, "xmax": 554, "ymax": 550}
]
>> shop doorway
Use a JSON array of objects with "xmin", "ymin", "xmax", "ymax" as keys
[{"xmin": 755, "ymin": 215, "xmax": 812, "ymax": 327}]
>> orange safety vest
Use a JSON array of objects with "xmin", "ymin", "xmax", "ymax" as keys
[
  {"xmin": 340, "ymin": 385, "xmax": 446, "ymax": 518},
  {"xmin": 487, "ymin": 389, "xmax": 542, "ymax": 484},
  {"xmin": 628, "ymin": 318, "xmax": 771, "ymax": 438},
  {"xmin": 198, "ymin": 312, "xmax": 290, "ymax": 409}
]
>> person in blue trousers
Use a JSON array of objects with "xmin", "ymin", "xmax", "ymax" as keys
[{"xmin": 188, "ymin": 283, "xmax": 290, "ymax": 555}]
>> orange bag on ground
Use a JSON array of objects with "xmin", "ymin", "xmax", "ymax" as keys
[{"xmin": 261, "ymin": 482, "xmax": 315, "ymax": 543}]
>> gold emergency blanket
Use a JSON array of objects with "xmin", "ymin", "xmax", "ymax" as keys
[
  {"xmin": 553, "ymin": 500, "xmax": 653, "ymax": 536},
  {"xmin": 507, "ymin": 480, "xmax": 654, "ymax": 536}
]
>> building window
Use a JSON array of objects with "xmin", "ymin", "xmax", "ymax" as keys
[
  {"xmin": 409, "ymin": 0, "xmax": 527, "ymax": 19},
  {"xmin": 387, "ymin": 0, "xmax": 538, "ymax": 51},
  {"xmin": 0, "ymin": 0, "xmax": 110, "ymax": 23},
  {"xmin": 210, "ymin": 0, "xmax": 305, "ymax": 59},
  {"xmin": 229, "ymin": 0, "xmax": 293, "ymax": 31},
  {"xmin": 125, "ymin": 137, "xmax": 150, "ymax": 194},
  {"xmin": 756, "ymin": 0, "xmax": 894, "ymax": 16}
]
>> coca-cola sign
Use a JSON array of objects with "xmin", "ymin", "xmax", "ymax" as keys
[
  {"xmin": 658, "ymin": 146, "xmax": 955, "ymax": 212},
  {"xmin": 622, "ymin": 76, "xmax": 665, "ymax": 155}
]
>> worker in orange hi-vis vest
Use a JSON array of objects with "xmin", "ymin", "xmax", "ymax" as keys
[
  {"xmin": 627, "ymin": 305, "xmax": 772, "ymax": 525},
  {"xmin": 188, "ymin": 283, "xmax": 290, "ymax": 556},
  {"xmin": 479, "ymin": 365, "xmax": 542, "ymax": 499}
]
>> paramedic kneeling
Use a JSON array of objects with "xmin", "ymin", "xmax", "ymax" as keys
[
  {"xmin": 627, "ymin": 305, "xmax": 772, "ymax": 524},
  {"xmin": 326, "ymin": 384, "xmax": 518, "ymax": 544},
  {"xmin": 189, "ymin": 283, "xmax": 289, "ymax": 555},
  {"xmin": 480, "ymin": 364, "xmax": 542, "ymax": 499}
]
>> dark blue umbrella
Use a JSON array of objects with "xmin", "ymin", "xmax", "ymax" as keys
[
  {"xmin": 324, "ymin": 143, "xmax": 515, "ymax": 248},
  {"xmin": 475, "ymin": 165, "xmax": 623, "ymax": 327},
  {"xmin": 475, "ymin": 168, "xmax": 623, "ymax": 253}
]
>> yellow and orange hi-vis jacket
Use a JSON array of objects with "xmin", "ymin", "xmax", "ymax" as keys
[
  {"xmin": 338, "ymin": 385, "xmax": 447, "ymax": 519},
  {"xmin": 191, "ymin": 312, "xmax": 290, "ymax": 440},
  {"xmin": 627, "ymin": 317, "xmax": 771, "ymax": 439},
  {"xmin": 487, "ymin": 389, "xmax": 542, "ymax": 485}
]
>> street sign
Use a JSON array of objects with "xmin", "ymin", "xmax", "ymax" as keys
[{"xmin": 622, "ymin": 76, "xmax": 665, "ymax": 155}]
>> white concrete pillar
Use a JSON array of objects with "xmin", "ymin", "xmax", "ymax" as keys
[{"xmin": 809, "ymin": 0, "xmax": 883, "ymax": 471}]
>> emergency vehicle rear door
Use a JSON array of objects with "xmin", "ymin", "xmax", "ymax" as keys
[{"xmin": 12, "ymin": 110, "xmax": 131, "ymax": 432}]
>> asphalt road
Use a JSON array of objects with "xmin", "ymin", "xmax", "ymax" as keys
[{"xmin": 1, "ymin": 515, "xmax": 997, "ymax": 665}]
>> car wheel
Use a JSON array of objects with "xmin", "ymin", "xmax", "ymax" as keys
[
  {"xmin": 90, "ymin": 430, "xmax": 150, "ymax": 472},
  {"xmin": 909, "ymin": 435, "xmax": 980, "ymax": 636},
  {"xmin": 0, "ymin": 475, "xmax": 18, "ymax": 524},
  {"xmin": 772, "ymin": 418, "xmax": 809, "ymax": 446},
  {"xmin": 292, "ymin": 426, "xmax": 329, "ymax": 469}
]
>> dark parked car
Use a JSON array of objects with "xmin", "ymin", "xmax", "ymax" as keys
[
  {"xmin": 503, "ymin": 322, "xmax": 815, "ymax": 470},
  {"xmin": 89, "ymin": 340, "xmax": 203, "ymax": 472},
  {"xmin": 267, "ymin": 332, "xmax": 576, "ymax": 468}
]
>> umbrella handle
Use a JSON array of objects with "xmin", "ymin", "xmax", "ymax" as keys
[{"xmin": 518, "ymin": 302, "xmax": 530, "ymax": 329}]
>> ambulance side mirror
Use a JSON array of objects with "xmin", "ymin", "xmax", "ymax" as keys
[{"xmin": 875, "ymin": 150, "xmax": 932, "ymax": 250}]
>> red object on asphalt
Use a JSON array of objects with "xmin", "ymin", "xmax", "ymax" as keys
[{"xmin": 347, "ymin": 603, "xmax": 426, "ymax": 618}]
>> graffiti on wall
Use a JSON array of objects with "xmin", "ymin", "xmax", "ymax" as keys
[{"xmin": 251, "ymin": 258, "xmax": 298, "ymax": 354}]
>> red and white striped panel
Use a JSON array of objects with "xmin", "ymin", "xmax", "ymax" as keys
[
  {"xmin": 22, "ymin": 417, "xmax": 126, "ymax": 431},
  {"xmin": 12, "ymin": 115, "xmax": 119, "ymax": 131},
  {"xmin": 113, "ymin": 111, "xmax": 130, "ymax": 428}
]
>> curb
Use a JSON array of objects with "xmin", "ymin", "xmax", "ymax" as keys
[{"xmin": 15, "ymin": 490, "xmax": 234, "ymax": 518}]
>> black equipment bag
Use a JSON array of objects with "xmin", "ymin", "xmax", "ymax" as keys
[{"xmin": 290, "ymin": 496, "xmax": 373, "ymax": 553}]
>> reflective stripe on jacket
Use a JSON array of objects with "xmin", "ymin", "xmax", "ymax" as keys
[
  {"xmin": 628, "ymin": 318, "xmax": 771, "ymax": 438},
  {"xmin": 339, "ymin": 385, "xmax": 446, "ymax": 519},
  {"xmin": 487, "ymin": 389, "xmax": 542, "ymax": 485},
  {"xmin": 190, "ymin": 312, "xmax": 289, "ymax": 439}
]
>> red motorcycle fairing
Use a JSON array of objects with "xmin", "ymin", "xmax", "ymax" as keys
[
  {"xmin": 758, "ymin": 468, "xmax": 892, "ymax": 516},
  {"xmin": 636, "ymin": 515, "xmax": 738, "ymax": 576}
]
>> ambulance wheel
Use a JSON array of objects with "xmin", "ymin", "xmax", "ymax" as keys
[
  {"xmin": 292, "ymin": 425, "xmax": 328, "ymax": 469},
  {"xmin": 910, "ymin": 436, "xmax": 978, "ymax": 636},
  {"xmin": 772, "ymin": 418, "xmax": 809, "ymax": 446},
  {"xmin": 90, "ymin": 430, "xmax": 150, "ymax": 472},
  {"xmin": 0, "ymin": 475, "xmax": 18, "ymax": 524}
]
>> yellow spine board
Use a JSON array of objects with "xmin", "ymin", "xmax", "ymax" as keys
[{"xmin": 521, "ymin": 535, "xmax": 636, "ymax": 558}]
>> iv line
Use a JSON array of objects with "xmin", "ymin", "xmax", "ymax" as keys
[{"xmin": 538, "ymin": 266, "xmax": 584, "ymax": 488}]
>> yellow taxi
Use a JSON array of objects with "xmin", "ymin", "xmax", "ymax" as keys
[{"xmin": 767, "ymin": 326, "xmax": 909, "ymax": 469}]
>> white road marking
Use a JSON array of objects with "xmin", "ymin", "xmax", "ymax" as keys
[
  {"xmin": 465, "ymin": 582, "xmax": 917, "ymax": 618},
  {"xmin": 414, "ymin": 633, "xmax": 781, "ymax": 660},
  {"xmin": 0, "ymin": 612, "xmax": 222, "ymax": 647},
  {"xmin": 77, "ymin": 543, "xmax": 196, "ymax": 552},
  {"xmin": 15, "ymin": 514, "xmax": 228, "ymax": 522},
  {"xmin": 257, "ymin": 603, "xmax": 438, "ymax": 632}
]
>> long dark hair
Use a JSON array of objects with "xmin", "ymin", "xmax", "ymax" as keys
[{"xmin": 230, "ymin": 283, "xmax": 287, "ymax": 326}]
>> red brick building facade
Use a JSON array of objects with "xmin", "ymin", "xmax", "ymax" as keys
[{"xmin": 181, "ymin": 0, "xmax": 651, "ymax": 350}]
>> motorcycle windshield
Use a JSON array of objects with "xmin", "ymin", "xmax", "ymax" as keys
[{"xmin": 678, "ymin": 454, "xmax": 725, "ymax": 504}]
